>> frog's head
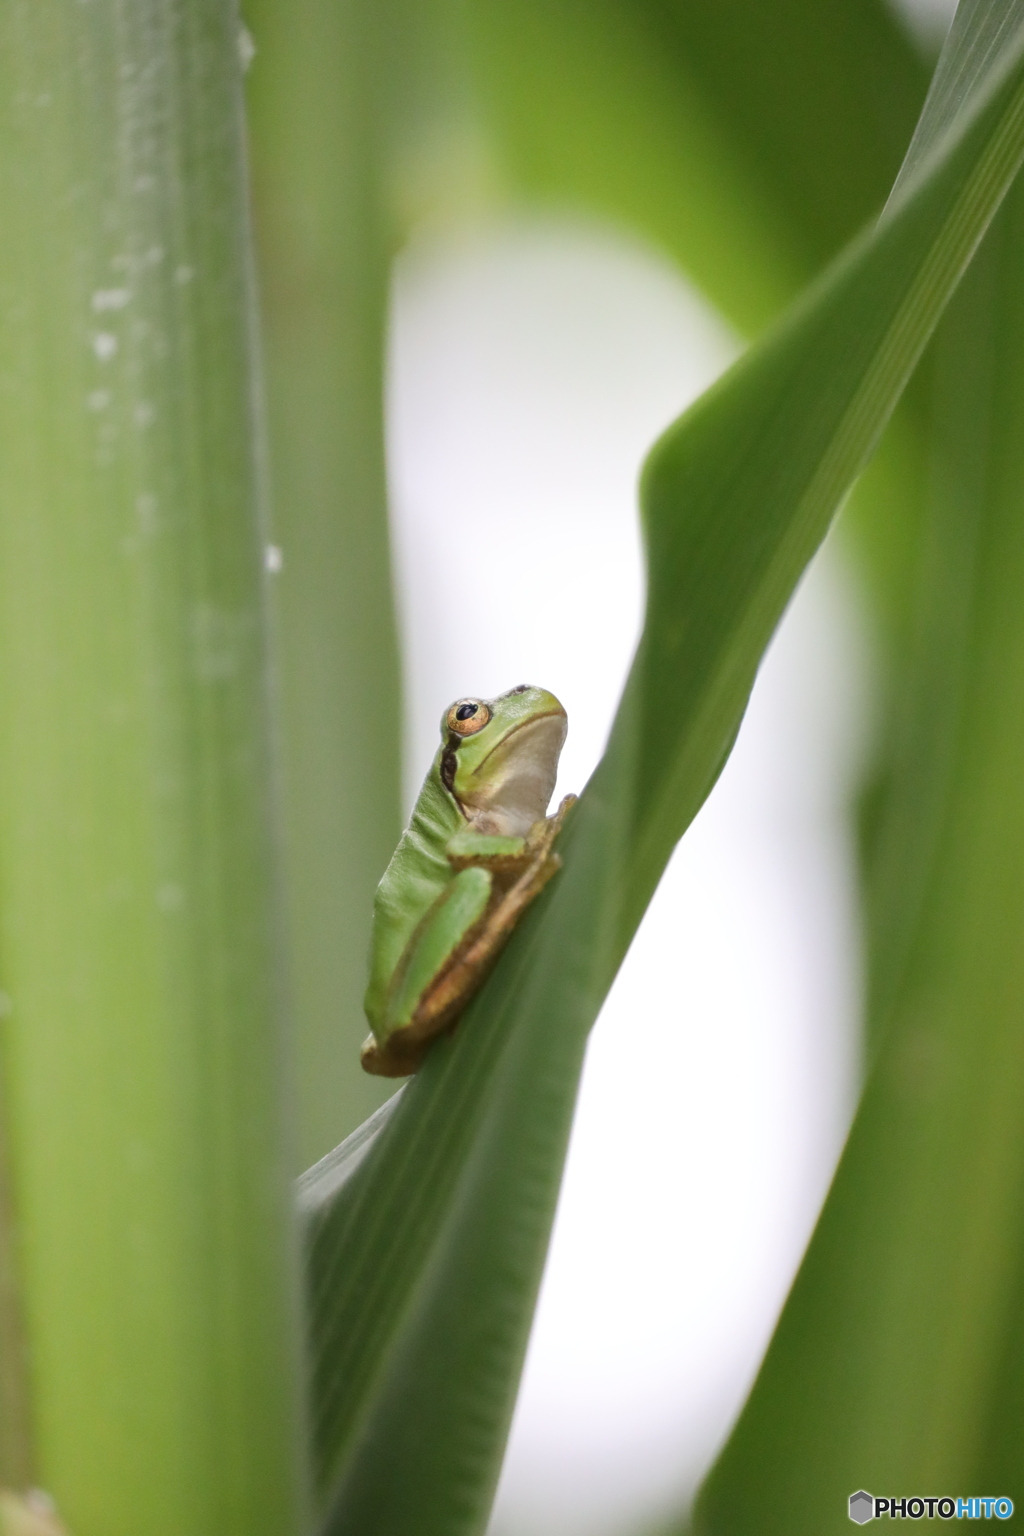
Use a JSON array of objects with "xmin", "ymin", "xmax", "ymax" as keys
[{"xmin": 440, "ymin": 684, "xmax": 567, "ymax": 836}]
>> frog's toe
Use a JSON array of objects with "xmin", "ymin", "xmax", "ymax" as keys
[
  {"xmin": 360, "ymin": 1032, "xmax": 384, "ymax": 1074},
  {"xmin": 360, "ymin": 1028, "xmax": 431, "ymax": 1078}
]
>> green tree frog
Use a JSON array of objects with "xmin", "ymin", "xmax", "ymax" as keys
[{"xmin": 361, "ymin": 685, "xmax": 574, "ymax": 1077}]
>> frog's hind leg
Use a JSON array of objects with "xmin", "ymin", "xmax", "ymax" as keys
[
  {"xmin": 363, "ymin": 796, "xmax": 576, "ymax": 1077},
  {"xmin": 361, "ymin": 866, "xmax": 493, "ymax": 1077},
  {"xmin": 410, "ymin": 795, "xmax": 575, "ymax": 1039}
]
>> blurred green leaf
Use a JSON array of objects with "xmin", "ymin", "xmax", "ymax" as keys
[
  {"xmin": 303, "ymin": 8, "xmax": 1024, "ymax": 1530},
  {"xmin": 0, "ymin": 1, "xmax": 305, "ymax": 1529},
  {"xmin": 462, "ymin": 0, "xmax": 929, "ymax": 327},
  {"xmin": 244, "ymin": 0, "xmax": 408, "ymax": 1159}
]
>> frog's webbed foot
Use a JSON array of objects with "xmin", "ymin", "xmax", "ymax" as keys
[{"xmin": 525, "ymin": 793, "xmax": 576, "ymax": 855}]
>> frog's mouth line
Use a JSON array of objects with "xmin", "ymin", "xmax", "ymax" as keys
[{"xmin": 467, "ymin": 708, "xmax": 566, "ymax": 779}]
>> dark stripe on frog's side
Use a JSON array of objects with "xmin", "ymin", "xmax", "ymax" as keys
[{"xmin": 440, "ymin": 742, "xmax": 458, "ymax": 796}]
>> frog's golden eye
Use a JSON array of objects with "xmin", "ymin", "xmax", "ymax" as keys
[{"xmin": 446, "ymin": 699, "xmax": 490, "ymax": 737}]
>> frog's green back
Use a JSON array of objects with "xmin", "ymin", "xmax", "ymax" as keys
[{"xmin": 363, "ymin": 752, "xmax": 464, "ymax": 1027}]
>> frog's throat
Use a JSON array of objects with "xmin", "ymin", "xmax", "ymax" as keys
[{"xmin": 457, "ymin": 711, "xmax": 566, "ymax": 838}]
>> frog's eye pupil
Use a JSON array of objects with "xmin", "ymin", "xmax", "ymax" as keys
[{"xmin": 455, "ymin": 703, "xmax": 478, "ymax": 721}]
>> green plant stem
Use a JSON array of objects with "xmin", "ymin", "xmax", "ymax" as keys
[{"xmin": 0, "ymin": 2, "xmax": 305, "ymax": 1530}]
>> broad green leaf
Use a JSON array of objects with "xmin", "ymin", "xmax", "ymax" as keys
[
  {"xmin": 695, "ymin": 16, "xmax": 1024, "ymax": 1533},
  {"xmin": 304, "ymin": 6, "xmax": 1024, "ymax": 1531},
  {"xmin": 0, "ymin": 2, "xmax": 305, "ymax": 1529}
]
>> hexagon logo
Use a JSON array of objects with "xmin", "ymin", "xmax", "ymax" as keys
[{"xmin": 849, "ymin": 1490, "xmax": 874, "ymax": 1524}]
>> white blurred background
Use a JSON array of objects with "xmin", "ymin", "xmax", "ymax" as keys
[{"xmin": 386, "ymin": 218, "xmax": 872, "ymax": 1536}]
